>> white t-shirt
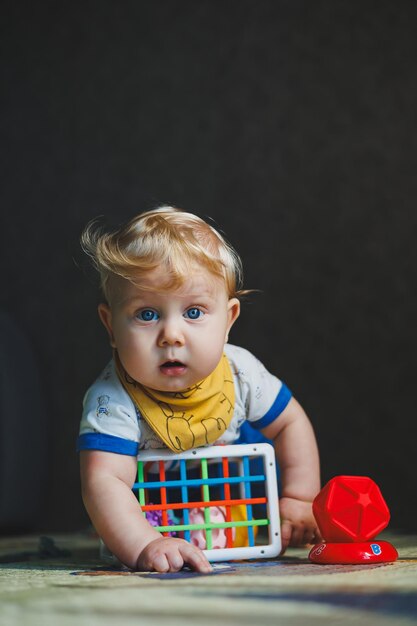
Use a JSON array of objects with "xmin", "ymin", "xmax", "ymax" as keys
[{"xmin": 77, "ymin": 344, "xmax": 292, "ymax": 457}]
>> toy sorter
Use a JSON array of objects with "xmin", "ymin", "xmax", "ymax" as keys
[{"xmin": 133, "ymin": 443, "xmax": 282, "ymax": 561}]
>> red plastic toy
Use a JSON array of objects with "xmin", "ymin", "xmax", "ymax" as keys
[
  {"xmin": 309, "ymin": 540, "xmax": 398, "ymax": 564},
  {"xmin": 309, "ymin": 476, "xmax": 398, "ymax": 564}
]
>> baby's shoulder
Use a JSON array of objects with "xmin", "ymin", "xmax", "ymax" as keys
[
  {"xmin": 83, "ymin": 359, "xmax": 128, "ymax": 406},
  {"xmin": 225, "ymin": 343, "xmax": 263, "ymax": 374}
]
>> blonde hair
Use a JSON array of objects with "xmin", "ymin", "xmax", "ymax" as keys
[{"xmin": 81, "ymin": 206, "xmax": 249, "ymax": 302}]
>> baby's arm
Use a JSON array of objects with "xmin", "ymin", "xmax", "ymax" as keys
[
  {"xmin": 80, "ymin": 450, "xmax": 212, "ymax": 573},
  {"xmin": 261, "ymin": 396, "xmax": 322, "ymax": 553}
]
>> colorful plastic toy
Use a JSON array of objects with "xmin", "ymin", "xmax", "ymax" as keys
[
  {"xmin": 188, "ymin": 506, "xmax": 229, "ymax": 549},
  {"xmin": 133, "ymin": 443, "xmax": 281, "ymax": 561},
  {"xmin": 145, "ymin": 505, "xmax": 177, "ymax": 536},
  {"xmin": 188, "ymin": 503, "xmax": 258, "ymax": 549},
  {"xmin": 309, "ymin": 475, "xmax": 398, "ymax": 564}
]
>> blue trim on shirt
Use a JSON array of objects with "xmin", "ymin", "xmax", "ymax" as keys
[
  {"xmin": 76, "ymin": 433, "xmax": 139, "ymax": 456},
  {"xmin": 250, "ymin": 383, "xmax": 292, "ymax": 430}
]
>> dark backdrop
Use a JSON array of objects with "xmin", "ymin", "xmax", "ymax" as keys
[{"xmin": 2, "ymin": 1, "xmax": 416, "ymax": 532}]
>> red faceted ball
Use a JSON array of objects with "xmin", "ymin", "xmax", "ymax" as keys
[{"xmin": 313, "ymin": 476, "xmax": 390, "ymax": 542}]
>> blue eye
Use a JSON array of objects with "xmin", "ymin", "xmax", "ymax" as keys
[
  {"xmin": 137, "ymin": 309, "xmax": 159, "ymax": 322},
  {"xmin": 185, "ymin": 307, "xmax": 203, "ymax": 320}
]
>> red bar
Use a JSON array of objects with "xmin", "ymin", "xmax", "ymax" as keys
[
  {"xmin": 159, "ymin": 461, "xmax": 169, "ymax": 533},
  {"xmin": 222, "ymin": 457, "xmax": 233, "ymax": 547},
  {"xmin": 141, "ymin": 497, "xmax": 266, "ymax": 512}
]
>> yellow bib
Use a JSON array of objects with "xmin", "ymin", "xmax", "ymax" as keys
[{"xmin": 115, "ymin": 353, "xmax": 235, "ymax": 452}]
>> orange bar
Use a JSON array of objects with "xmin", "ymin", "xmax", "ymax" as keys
[
  {"xmin": 159, "ymin": 461, "xmax": 169, "ymax": 532},
  {"xmin": 141, "ymin": 497, "xmax": 266, "ymax": 512},
  {"xmin": 222, "ymin": 457, "xmax": 233, "ymax": 547}
]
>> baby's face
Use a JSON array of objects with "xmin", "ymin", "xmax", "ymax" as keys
[{"xmin": 98, "ymin": 266, "xmax": 240, "ymax": 392}]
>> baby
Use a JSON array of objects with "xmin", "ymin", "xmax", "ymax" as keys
[{"xmin": 78, "ymin": 206, "xmax": 321, "ymax": 573}]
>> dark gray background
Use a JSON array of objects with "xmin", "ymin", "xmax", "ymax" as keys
[{"xmin": 1, "ymin": 1, "xmax": 416, "ymax": 533}]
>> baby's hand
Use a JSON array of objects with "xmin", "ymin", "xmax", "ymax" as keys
[
  {"xmin": 279, "ymin": 496, "xmax": 322, "ymax": 554},
  {"xmin": 136, "ymin": 537, "xmax": 213, "ymax": 573}
]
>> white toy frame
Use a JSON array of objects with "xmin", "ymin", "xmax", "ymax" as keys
[{"xmin": 133, "ymin": 443, "xmax": 282, "ymax": 561}]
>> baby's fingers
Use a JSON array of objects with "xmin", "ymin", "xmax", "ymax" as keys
[
  {"xmin": 289, "ymin": 523, "xmax": 307, "ymax": 547},
  {"xmin": 152, "ymin": 553, "xmax": 170, "ymax": 572},
  {"xmin": 303, "ymin": 526, "xmax": 321, "ymax": 546},
  {"xmin": 280, "ymin": 519, "xmax": 292, "ymax": 554},
  {"xmin": 178, "ymin": 543, "xmax": 212, "ymax": 573}
]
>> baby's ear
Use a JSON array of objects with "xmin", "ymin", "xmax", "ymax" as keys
[
  {"xmin": 98, "ymin": 303, "xmax": 116, "ymax": 347},
  {"xmin": 225, "ymin": 298, "xmax": 240, "ymax": 341}
]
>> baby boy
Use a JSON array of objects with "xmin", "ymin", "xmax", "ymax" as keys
[{"xmin": 78, "ymin": 206, "xmax": 321, "ymax": 572}]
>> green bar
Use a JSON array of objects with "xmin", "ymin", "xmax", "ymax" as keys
[
  {"xmin": 200, "ymin": 458, "xmax": 209, "ymax": 501},
  {"xmin": 137, "ymin": 462, "xmax": 145, "ymax": 506},
  {"xmin": 154, "ymin": 519, "xmax": 270, "ymax": 533},
  {"xmin": 200, "ymin": 458, "xmax": 212, "ymax": 550}
]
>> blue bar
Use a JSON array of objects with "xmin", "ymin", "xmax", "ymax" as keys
[
  {"xmin": 180, "ymin": 460, "xmax": 190, "ymax": 542},
  {"xmin": 133, "ymin": 474, "xmax": 265, "ymax": 491},
  {"xmin": 243, "ymin": 456, "xmax": 255, "ymax": 547}
]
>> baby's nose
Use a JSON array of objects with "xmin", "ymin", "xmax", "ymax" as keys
[{"xmin": 158, "ymin": 320, "xmax": 185, "ymax": 346}]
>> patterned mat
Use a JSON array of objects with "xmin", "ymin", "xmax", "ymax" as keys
[{"xmin": 0, "ymin": 532, "xmax": 416, "ymax": 626}]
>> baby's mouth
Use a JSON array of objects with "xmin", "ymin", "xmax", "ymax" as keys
[{"xmin": 160, "ymin": 360, "xmax": 187, "ymax": 376}]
